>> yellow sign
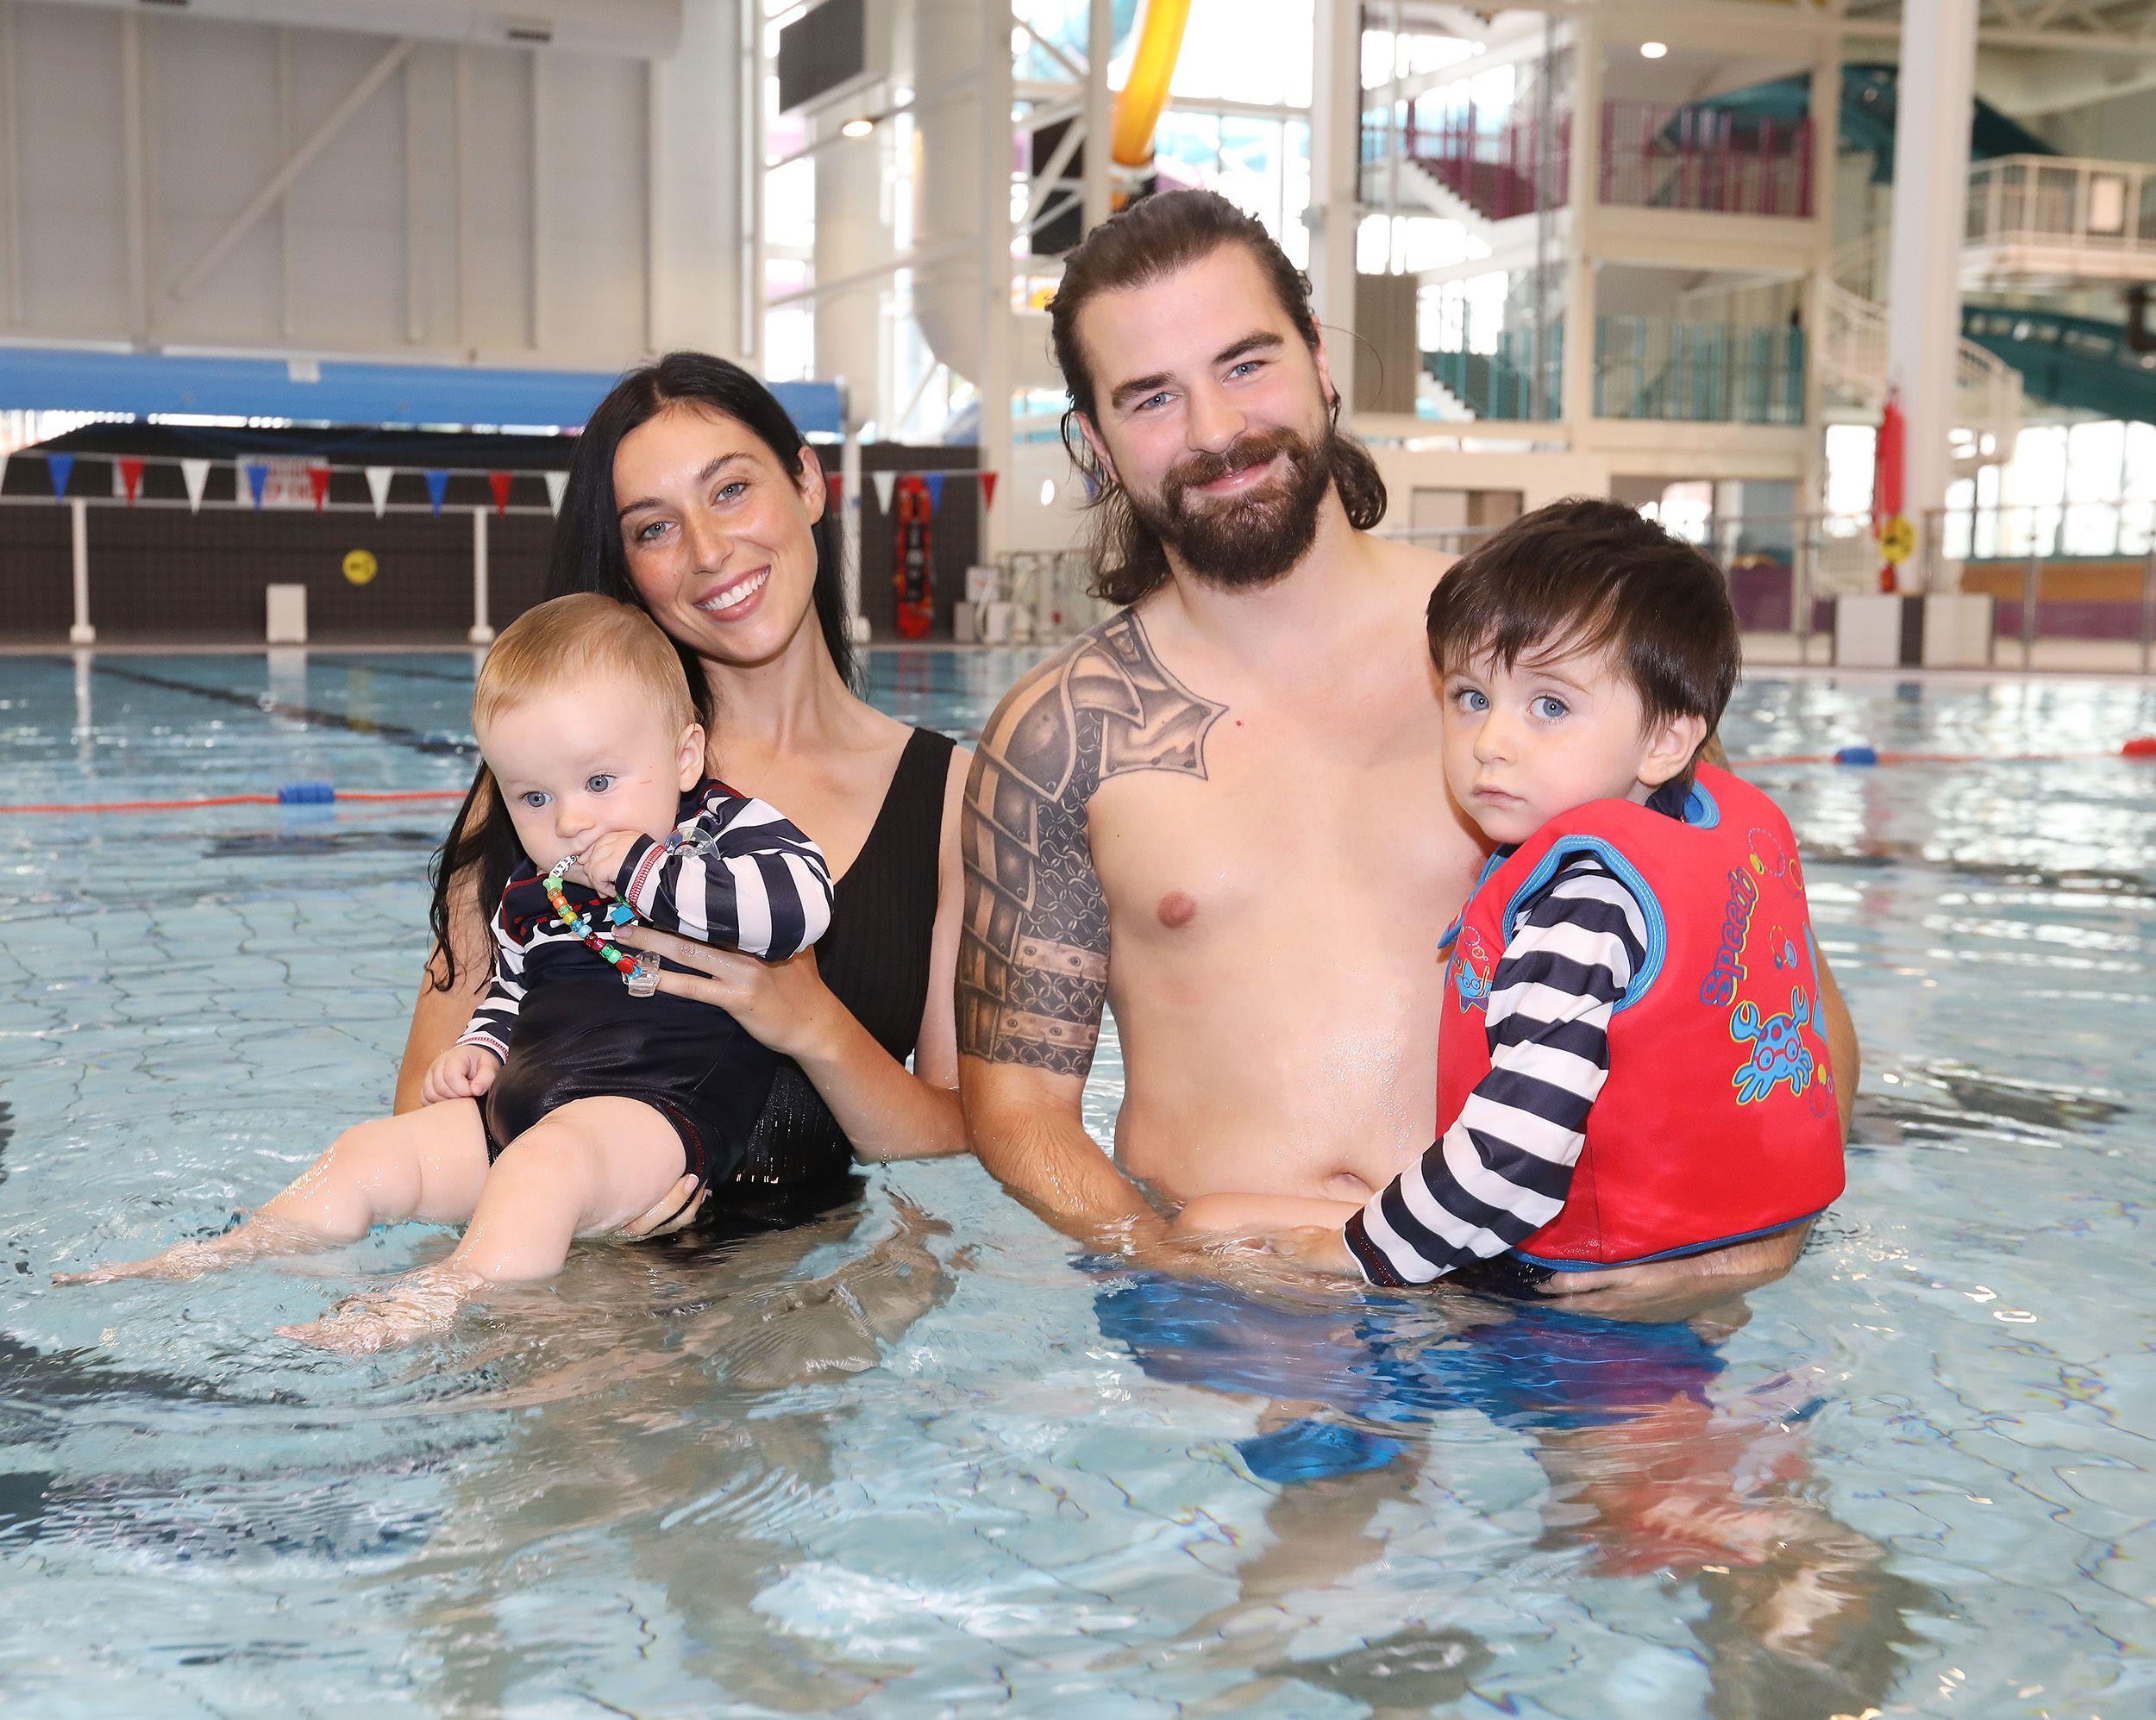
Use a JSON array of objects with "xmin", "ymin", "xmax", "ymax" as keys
[
  {"xmin": 1877, "ymin": 515, "xmax": 1915, "ymax": 565},
  {"xmin": 342, "ymin": 548, "xmax": 379, "ymax": 586}
]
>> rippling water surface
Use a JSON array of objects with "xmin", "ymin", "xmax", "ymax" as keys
[{"xmin": 2, "ymin": 649, "xmax": 2152, "ymax": 1717}]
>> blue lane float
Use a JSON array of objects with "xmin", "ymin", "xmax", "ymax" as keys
[
  {"xmin": 276, "ymin": 782, "xmax": 337, "ymax": 804},
  {"xmin": 1833, "ymin": 746, "xmax": 1880, "ymax": 766}
]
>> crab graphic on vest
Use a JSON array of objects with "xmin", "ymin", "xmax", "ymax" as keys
[
  {"xmin": 1452, "ymin": 927, "xmax": 1493, "ymax": 1011},
  {"xmin": 1729, "ymin": 987, "xmax": 1815, "ymax": 1104}
]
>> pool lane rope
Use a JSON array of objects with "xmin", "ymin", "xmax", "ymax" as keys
[
  {"xmin": 2, "ymin": 741, "xmax": 2152, "ymax": 815},
  {"xmin": 0, "ymin": 783, "xmax": 469, "ymax": 815}
]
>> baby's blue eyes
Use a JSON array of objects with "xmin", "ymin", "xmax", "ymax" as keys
[
  {"xmin": 1532, "ymin": 696, "xmax": 1569, "ymax": 720},
  {"xmin": 1454, "ymin": 688, "xmax": 1489, "ymax": 712},
  {"xmin": 516, "ymin": 775, "xmax": 612, "ymax": 809}
]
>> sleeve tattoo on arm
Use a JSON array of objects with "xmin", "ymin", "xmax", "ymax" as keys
[{"xmin": 959, "ymin": 610, "xmax": 1225, "ymax": 1076}]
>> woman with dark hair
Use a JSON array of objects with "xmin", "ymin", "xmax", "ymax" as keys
[{"xmin": 394, "ymin": 352, "xmax": 969, "ymax": 1229}]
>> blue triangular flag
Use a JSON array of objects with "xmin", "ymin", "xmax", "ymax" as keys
[
  {"xmin": 47, "ymin": 454, "xmax": 73, "ymax": 497},
  {"xmin": 921, "ymin": 472, "xmax": 945, "ymax": 512},
  {"xmin": 244, "ymin": 460, "xmax": 269, "ymax": 510},
  {"xmin": 425, "ymin": 469, "xmax": 450, "ymax": 516}
]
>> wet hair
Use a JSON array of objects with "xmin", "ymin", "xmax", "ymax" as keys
[
  {"xmin": 1426, "ymin": 497, "xmax": 1740, "ymax": 787},
  {"xmin": 429, "ymin": 351, "xmax": 852, "ymax": 990},
  {"xmin": 473, "ymin": 593, "xmax": 696, "ymax": 740},
  {"xmin": 1046, "ymin": 188, "xmax": 1386, "ymax": 607}
]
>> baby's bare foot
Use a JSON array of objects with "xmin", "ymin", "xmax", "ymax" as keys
[
  {"xmin": 54, "ymin": 1238, "xmax": 240, "ymax": 1285},
  {"xmin": 276, "ymin": 1266, "xmax": 482, "ymax": 1354},
  {"xmin": 55, "ymin": 1217, "xmax": 344, "ymax": 1287}
]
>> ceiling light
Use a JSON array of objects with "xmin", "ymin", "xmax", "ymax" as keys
[
  {"xmin": 1639, "ymin": 41, "xmax": 1668, "ymax": 59},
  {"xmin": 841, "ymin": 117, "xmax": 874, "ymax": 138},
  {"xmin": 1039, "ymin": 478, "xmax": 1058, "ymax": 506}
]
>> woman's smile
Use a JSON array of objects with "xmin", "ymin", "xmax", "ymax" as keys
[{"xmin": 696, "ymin": 566, "xmax": 772, "ymax": 618}]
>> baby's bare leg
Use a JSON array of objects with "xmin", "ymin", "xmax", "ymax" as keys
[
  {"xmin": 55, "ymin": 1102, "xmax": 492, "ymax": 1285},
  {"xmin": 280, "ymin": 1097, "xmax": 686, "ymax": 1352}
]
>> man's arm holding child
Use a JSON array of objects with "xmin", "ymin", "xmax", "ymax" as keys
[{"xmin": 1175, "ymin": 854, "xmax": 1641, "ymax": 1285}]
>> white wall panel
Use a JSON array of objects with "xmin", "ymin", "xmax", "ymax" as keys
[{"xmin": 3, "ymin": 0, "xmax": 744, "ymax": 373}]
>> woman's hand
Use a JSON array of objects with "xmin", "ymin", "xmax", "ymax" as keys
[
  {"xmin": 422, "ymin": 1042, "xmax": 500, "ymax": 1105},
  {"xmin": 611, "ymin": 1173, "xmax": 710, "ymax": 1240},
  {"xmin": 611, "ymin": 925, "xmax": 840, "ymax": 1063}
]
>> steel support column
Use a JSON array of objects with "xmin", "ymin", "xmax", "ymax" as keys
[{"xmin": 1885, "ymin": 0, "xmax": 1978, "ymax": 591}]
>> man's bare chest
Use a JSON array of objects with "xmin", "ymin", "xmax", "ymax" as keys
[{"xmin": 1088, "ymin": 698, "xmax": 1467, "ymax": 950}]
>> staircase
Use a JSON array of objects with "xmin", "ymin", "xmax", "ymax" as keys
[{"xmin": 1820, "ymin": 240, "xmax": 2022, "ymax": 467}]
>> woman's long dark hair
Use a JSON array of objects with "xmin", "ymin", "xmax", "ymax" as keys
[{"xmin": 427, "ymin": 351, "xmax": 858, "ymax": 988}]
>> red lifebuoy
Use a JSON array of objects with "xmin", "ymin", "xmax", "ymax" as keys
[{"xmin": 894, "ymin": 475, "xmax": 935, "ymax": 640}]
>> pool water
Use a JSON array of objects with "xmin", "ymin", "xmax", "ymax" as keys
[{"xmin": 3, "ymin": 648, "xmax": 2153, "ymax": 1717}]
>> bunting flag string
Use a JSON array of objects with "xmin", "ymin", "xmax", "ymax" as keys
[{"xmin": 0, "ymin": 452, "xmax": 1007, "ymax": 516}]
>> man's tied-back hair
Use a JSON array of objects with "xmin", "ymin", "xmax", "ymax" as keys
[
  {"xmin": 1427, "ymin": 497, "xmax": 1741, "ymax": 752},
  {"xmin": 1047, "ymin": 188, "xmax": 1387, "ymax": 606},
  {"xmin": 474, "ymin": 592, "xmax": 697, "ymax": 739}
]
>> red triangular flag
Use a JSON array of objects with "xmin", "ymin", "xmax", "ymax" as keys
[
  {"xmin": 119, "ymin": 457, "xmax": 145, "ymax": 505},
  {"xmin": 489, "ymin": 471, "xmax": 514, "ymax": 515},
  {"xmin": 824, "ymin": 470, "xmax": 843, "ymax": 509},
  {"xmin": 307, "ymin": 465, "xmax": 331, "ymax": 511},
  {"xmin": 980, "ymin": 471, "xmax": 998, "ymax": 509}
]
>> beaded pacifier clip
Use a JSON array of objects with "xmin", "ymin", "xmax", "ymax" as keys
[{"xmin": 543, "ymin": 856, "xmax": 660, "ymax": 997}]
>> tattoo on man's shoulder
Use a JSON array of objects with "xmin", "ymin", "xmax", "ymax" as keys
[{"xmin": 958, "ymin": 610, "xmax": 1226, "ymax": 1073}]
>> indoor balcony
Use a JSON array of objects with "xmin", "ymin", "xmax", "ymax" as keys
[{"xmin": 1963, "ymin": 155, "xmax": 2156, "ymax": 291}]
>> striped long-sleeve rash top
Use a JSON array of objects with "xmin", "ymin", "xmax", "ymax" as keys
[
  {"xmin": 456, "ymin": 780, "xmax": 834, "ymax": 1062},
  {"xmin": 1345, "ymin": 850, "xmax": 1651, "ymax": 1287}
]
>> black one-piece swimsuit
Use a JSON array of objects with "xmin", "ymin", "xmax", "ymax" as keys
[{"xmin": 714, "ymin": 726, "xmax": 955, "ymax": 1230}]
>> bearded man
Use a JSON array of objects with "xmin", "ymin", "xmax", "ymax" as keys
[{"xmin": 956, "ymin": 189, "xmax": 1857, "ymax": 1304}]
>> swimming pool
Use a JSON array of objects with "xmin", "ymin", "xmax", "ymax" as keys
[{"xmin": 3, "ymin": 647, "xmax": 2152, "ymax": 1717}]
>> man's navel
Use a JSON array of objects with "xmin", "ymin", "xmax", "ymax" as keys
[{"xmin": 1156, "ymin": 890, "xmax": 1198, "ymax": 930}]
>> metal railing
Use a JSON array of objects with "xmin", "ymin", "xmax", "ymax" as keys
[
  {"xmin": 1394, "ymin": 101, "xmax": 1568, "ymax": 223},
  {"xmin": 1965, "ymin": 154, "xmax": 2156, "ymax": 284},
  {"xmin": 1817, "ymin": 272, "xmax": 2023, "ymax": 466},
  {"xmin": 1593, "ymin": 317, "xmax": 1808, "ymax": 425},
  {"xmin": 1598, "ymin": 101, "xmax": 1813, "ymax": 219},
  {"xmin": 1916, "ymin": 502, "xmax": 2156, "ymax": 673}
]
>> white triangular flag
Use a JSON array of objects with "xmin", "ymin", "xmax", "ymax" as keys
[
  {"xmin": 543, "ymin": 470, "xmax": 567, "ymax": 516},
  {"xmin": 365, "ymin": 466, "xmax": 394, "ymax": 518},
  {"xmin": 871, "ymin": 470, "xmax": 897, "ymax": 512},
  {"xmin": 180, "ymin": 459, "xmax": 210, "ymax": 514},
  {"xmin": 0, "ymin": 451, "xmax": 9, "ymax": 499}
]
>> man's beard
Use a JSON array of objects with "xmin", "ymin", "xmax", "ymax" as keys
[{"xmin": 1122, "ymin": 422, "xmax": 1335, "ymax": 590}]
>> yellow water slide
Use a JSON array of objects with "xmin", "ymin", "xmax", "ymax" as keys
[{"xmin": 1110, "ymin": 0, "xmax": 1194, "ymax": 203}]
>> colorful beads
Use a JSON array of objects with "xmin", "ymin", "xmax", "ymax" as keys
[{"xmin": 543, "ymin": 855, "xmax": 658, "ymax": 994}]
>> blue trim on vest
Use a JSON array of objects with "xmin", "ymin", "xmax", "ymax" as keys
[
  {"xmin": 1683, "ymin": 778, "xmax": 1721, "ymax": 829},
  {"xmin": 1495, "ymin": 837, "xmax": 1668, "ymax": 1016},
  {"xmin": 1512, "ymin": 1208, "xmax": 1826, "ymax": 1272}
]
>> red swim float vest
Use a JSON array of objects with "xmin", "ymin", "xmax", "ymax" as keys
[{"xmin": 1438, "ymin": 761, "xmax": 1845, "ymax": 1270}]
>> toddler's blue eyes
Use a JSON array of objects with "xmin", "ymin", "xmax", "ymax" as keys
[
  {"xmin": 586, "ymin": 774, "xmax": 615, "ymax": 794},
  {"xmin": 520, "ymin": 792, "xmax": 548, "ymax": 810},
  {"xmin": 1532, "ymin": 697, "xmax": 1569, "ymax": 719}
]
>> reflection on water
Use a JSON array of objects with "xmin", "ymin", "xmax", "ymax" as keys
[{"xmin": 3, "ymin": 654, "xmax": 2153, "ymax": 1713}]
